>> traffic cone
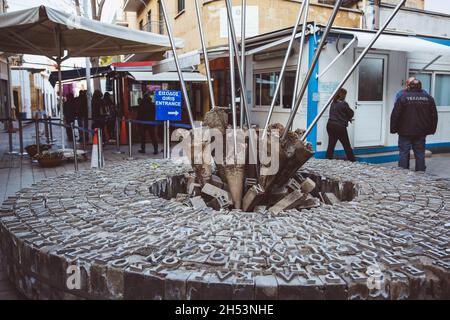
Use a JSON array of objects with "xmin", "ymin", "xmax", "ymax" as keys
[
  {"xmin": 91, "ymin": 129, "xmax": 104, "ymax": 168},
  {"xmin": 120, "ymin": 117, "xmax": 128, "ymax": 145}
]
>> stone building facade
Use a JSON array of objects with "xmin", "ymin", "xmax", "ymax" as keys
[{"xmin": 123, "ymin": 0, "xmax": 364, "ymax": 53}]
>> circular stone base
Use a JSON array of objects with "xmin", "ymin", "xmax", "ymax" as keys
[{"xmin": 0, "ymin": 159, "xmax": 449, "ymax": 300}]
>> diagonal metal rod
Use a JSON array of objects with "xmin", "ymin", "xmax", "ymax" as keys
[
  {"xmin": 262, "ymin": 0, "xmax": 308, "ymax": 136},
  {"xmin": 316, "ymin": 36, "xmax": 357, "ymax": 80},
  {"xmin": 229, "ymin": 25, "xmax": 238, "ymax": 159},
  {"xmin": 160, "ymin": 0, "xmax": 196, "ymax": 129},
  {"xmin": 301, "ymin": 0, "xmax": 407, "ymax": 142},
  {"xmin": 290, "ymin": 0, "xmax": 310, "ymax": 115},
  {"xmin": 194, "ymin": 0, "xmax": 216, "ymax": 109},
  {"xmin": 282, "ymin": 0, "xmax": 344, "ymax": 141},
  {"xmin": 240, "ymin": 0, "xmax": 247, "ymax": 128},
  {"xmin": 225, "ymin": 0, "xmax": 258, "ymax": 177},
  {"xmin": 414, "ymin": 55, "xmax": 442, "ymax": 75}
]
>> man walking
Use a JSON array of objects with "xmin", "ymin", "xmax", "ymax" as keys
[
  {"xmin": 137, "ymin": 92, "xmax": 159, "ymax": 155},
  {"xmin": 390, "ymin": 79, "xmax": 438, "ymax": 172}
]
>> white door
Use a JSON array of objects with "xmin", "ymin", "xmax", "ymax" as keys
[{"xmin": 354, "ymin": 54, "xmax": 388, "ymax": 147}]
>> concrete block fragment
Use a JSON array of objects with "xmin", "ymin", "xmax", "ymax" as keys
[
  {"xmin": 175, "ymin": 194, "xmax": 190, "ymax": 203},
  {"xmin": 210, "ymin": 175, "xmax": 224, "ymax": 189},
  {"xmin": 296, "ymin": 195, "xmax": 321, "ymax": 210},
  {"xmin": 322, "ymin": 192, "xmax": 340, "ymax": 205},
  {"xmin": 190, "ymin": 197, "xmax": 207, "ymax": 210},
  {"xmin": 201, "ymin": 184, "xmax": 232, "ymax": 205},
  {"xmin": 242, "ymin": 185, "xmax": 265, "ymax": 212},
  {"xmin": 268, "ymin": 190, "xmax": 304, "ymax": 215},
  {"xmin": 301, "ymin": 178, "xmax": 316, "ymax": 194}
]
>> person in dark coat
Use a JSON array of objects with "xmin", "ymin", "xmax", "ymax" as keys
[
  {"xmin": 137, "ymin": 92, "xmax": 159, "ymax": 155},
  {"xmin": 75, "ymin": 90, "xmax": 88, "ymax": 142},
  {"xmin": 92, "ymin": 90, "xmax": 105, "ymax": 130},
  {"xmin": 390, "ymin": 79, "xmax": 438, "ymax": 172},
  {"xmin": 63, "ymin": 93, "xmax": 76, "ymax": 142},
  {"xmin": 326, "ymin": 88, "xmax": 356, "ymax": 162},
  {"xmin": 103, "ymin": 92, "xmax": 117, "ymax": 142}
]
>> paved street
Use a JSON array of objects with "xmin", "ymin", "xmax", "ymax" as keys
[
  {"xmin": 0, "ymin": 121, "xmax": 164, "ymax": 204},
  {"xmin": 0, "ymin": 121, "xmax": 164, "ymax": 299},
  {"xmin": 0, "ymin": 121, "xmax": 449, "ymax": 300},
  {"xmin": 381, "ymin": 153, "xmax": 450, "ymax": 179}
]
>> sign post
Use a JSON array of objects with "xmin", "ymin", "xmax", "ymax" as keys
[{"xmin": 155, "ymin": 90, "xmax": 183, "ymax": 159}]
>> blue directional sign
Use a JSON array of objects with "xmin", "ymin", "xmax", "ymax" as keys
[{"xmin": 155, "ymin": 90, "xmax": 182, "ymax": 121}]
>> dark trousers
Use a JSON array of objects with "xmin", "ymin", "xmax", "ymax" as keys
[
  {"xmin": 326, "ymin": 122, "xmax": 356, "ymax": 162},
  {"xmin": 65, "ymin": 121, "xmax": 74, "ymax": 142},
  {"xmin": 77, "ymin": 117, "xmax": 88, "ymax": 142},
  {"xmin": 398, "ymin": 135, "xmax": 426, "ymax": 171},
  {"xmin": 139, "ymin": 124, "xmax": 158, "ymax": 153}
]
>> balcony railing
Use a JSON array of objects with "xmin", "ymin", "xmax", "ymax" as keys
[{"xmin": 140, "ymin": 20, "xmax": 165, "ymax": 35}]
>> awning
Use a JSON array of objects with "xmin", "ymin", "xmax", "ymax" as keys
[
  {"xmin": 0, "ymin": 6, "xmax": 183, "ymax": 58},
  {"xmin": 112, "ymin": 61, "xmax": 154, "ymax": 72},
  {"xmin": 129, "ymin": 71, "xmax": 208, "ymax": 82},
  {"xmin": 49, "ymin": 66, "xmax": 111, "ymax": 86},
  {"xmin": 335, "ymin": 29, "xmax": 450, "ymax": 55},
  {"xmin": 152, "ymin": 51, "xmax": 202, "ymax": 74}
]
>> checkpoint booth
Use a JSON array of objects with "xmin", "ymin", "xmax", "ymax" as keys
[
  {"xmin": 112, "ymin": 62, "xmax": 207, "ymax": 144},
  {"xmin": 225, "ymin": 24, "xmax": 450, "ymax": 163}
]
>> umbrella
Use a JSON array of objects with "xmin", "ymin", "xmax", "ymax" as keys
[{"xmin": 0, "ymin": 5, "xmax": 184, "ymax": 150}]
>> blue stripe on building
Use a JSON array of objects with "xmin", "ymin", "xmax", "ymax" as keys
[{"xmin": 306, "ymin": 34, "xmax": 320, "ymax": 152}]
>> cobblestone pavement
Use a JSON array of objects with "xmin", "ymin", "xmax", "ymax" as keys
[
  {"xmin": 0, "ymin": 122, "xmax": 163, "ymax": 299},
  {"xmin": 0, "ymin": 158, "xmax": 449, "ymax": 300},
  {"xmin": 381, "ymin": 153, "xmax": 450, "ymax": 180},
  {"xmin": 0, "ymin": 122, "xmax": 163, "ymax": 203}
]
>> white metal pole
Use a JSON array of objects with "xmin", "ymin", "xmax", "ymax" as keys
[
  {"xmin": 301, "ymin": 0, "xmax": 407, "ymax": 142},
  {"xmin": 240, "ymin": 0, "xmax": 246, "ymax": 127},
  {"xmin": 83, "ymin": 0, "xmax": 92, "ymax": 138},
  {"xmin": 282, "ymin": 0, "xmax": 344, "ymax": 141},
  {"xmin": 291, "ymin": 0, "xmax": 310, "ymax": 119},
  {"xmin": 229, "ymin": 25, "xmax": 238, "ymax": 158},
  {"xmin": 225, "ymin": 0, "xmax": 258, "ymax": 176},
  {"xmin": 316, "ymin": 36, "xmax": 357, "ymax": 80},
  {"xmin": 262, "ymin": 0, "xmax": 308, "ymax": 135},
  {"xmin": 160, "ymin": 0, "xmax": 196, "ymax": 129},
  {"xmin": 194, "ymin": 0, "xmax": 216, "ymax": 109},
  {"xmin": 58, "ymin": 58, "xmax": 64, "ymax": 150}
]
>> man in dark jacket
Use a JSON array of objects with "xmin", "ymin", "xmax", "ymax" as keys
[
  {"xmin": 137, "ymin": 93, "xmax": 159, "ymax": 155},
  {"xmin": 63, "ymin": 93, "xmax": 76, "ymax": 142},
  {"xmin": 75, "ymin": 90, "xmax": 88, "ymax": 142},
  {"xmin": 390, "ymin": 79, "xmax": 438, "ymax": 172}
]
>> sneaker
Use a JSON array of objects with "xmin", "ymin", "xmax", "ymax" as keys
[{"xmin": 138, "ymin": 150, "xmax": 146, "ymax": 154}]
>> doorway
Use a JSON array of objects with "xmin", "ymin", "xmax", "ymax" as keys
[{"xmin": 354, "ymin": 54, "xmax": 388, "ymax": 148}]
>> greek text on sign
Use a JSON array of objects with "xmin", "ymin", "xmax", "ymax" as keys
[{"xmin": 155, "ymin": 90, "xmax": 182, "ymax": 121}]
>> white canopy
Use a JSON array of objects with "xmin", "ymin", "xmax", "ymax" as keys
[
  {"xmin": 336, "ymin": 29, "xmax": 450, "ymax": 55},
  {"xmin": 0, "ymin": 5, "xmax": 183, "ymax": 58},
  {"xmin": 130, "ymin": 71, "xmax": 208, "ymax": 82}
]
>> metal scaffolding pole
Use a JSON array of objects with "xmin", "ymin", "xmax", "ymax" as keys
[
  {"xmin": 194, "ymin": 0, "xmax": 216, "ymax": 109},
  {"xmin": 224, "ymin": 0, "xmax": 252, "ymax": 130},
  {"xmin": 262, "ymin": 0, "xmax": 308, "ymax": 135},
  {"xmin": 240, "ymin": 0, "xmax": 246, "ymax": 128},
  {"xmin": 316, "ymin": 36, "xmax": 357, "ymax": 80},
  {"xmin": 160, "ymin": 0, "xmax": 196, "ymax": 129},
  {"xmin": 229, "ymin": 25, "xmax": 238, "ymax": 158},
  {"xmin": 301, "ymin": 0, "xmax": 407, "ymax": 142},
  {"xmin": 290, "ymin": 0, "xmax": 310, "ymax": 116},
  {"xmin": 282, "ymin": 0, "xmax": 344, "ymax": 141},
  {"xmin": 225, "ymin": 0, "xmax": 258, "ymax": 177}
]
